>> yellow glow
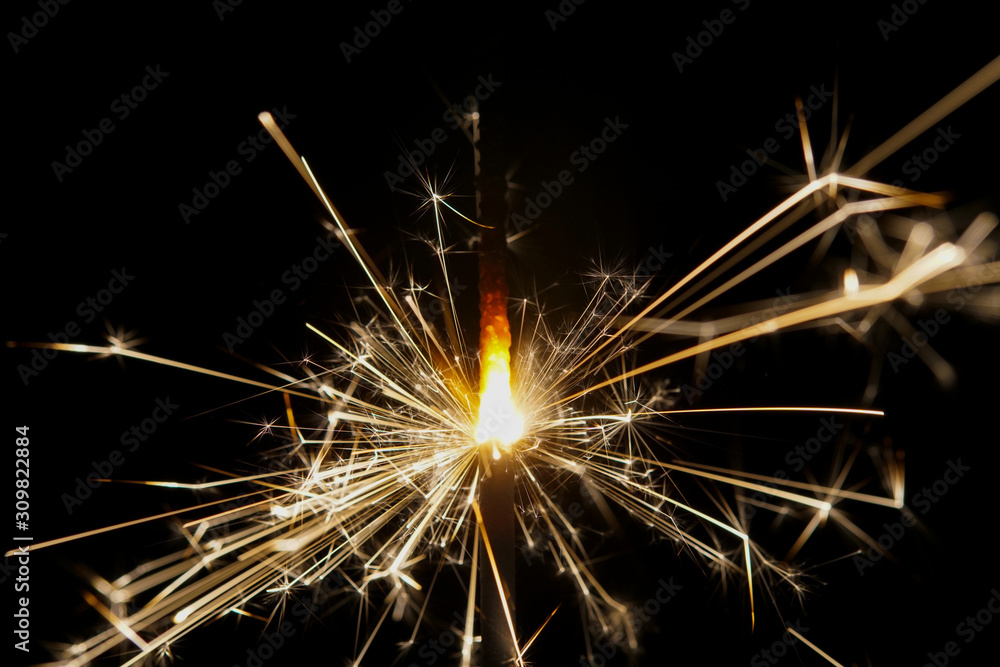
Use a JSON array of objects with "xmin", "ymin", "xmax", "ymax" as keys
[
  {"xmin": 476, "ymin": 345, "xmax": 523, "ymax": 448},
  {"xmin": 173, "ymin": 606, "xmax": 194, "ymax": 624},
  {"xmin": 844, "ymin": 268, "xmax": 859, "ymax": 295}
]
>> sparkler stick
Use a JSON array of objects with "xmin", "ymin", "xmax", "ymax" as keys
[
  {"xmin": 9, "ymin": 51, "xmax": 1000, "ymax": 666},
  {"xmin": 475, "ymin": 104, "xmax": 522, "ymax": 667},
  {"xmin": 264, "ymin": 101, "xmax": 526, "ymax": 662}
]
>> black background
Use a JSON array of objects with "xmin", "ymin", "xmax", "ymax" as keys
[{"xmin": 5, "ymin": 1, "xmax": 1000, "ymax": 665}]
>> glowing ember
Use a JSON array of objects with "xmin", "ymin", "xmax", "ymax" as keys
[
  {"xmin": 476, "ymin": 343, "xmax": 522, "ymax": 451},
  {"xmin": 475, "ymin": 228, "xmax": 523, "ymax": 451},
  {"xmin": 8, "ymin": 53, "xmax": 1000, "ymax": 667}
]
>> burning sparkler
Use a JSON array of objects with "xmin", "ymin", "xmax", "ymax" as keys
[{"xmin": 8, "ymin": 34, "xmax": 1000, "ymax": 667}]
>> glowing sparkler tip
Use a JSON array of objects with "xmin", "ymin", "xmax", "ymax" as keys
[
  {"xmin": 844, "ymin": 268, "xmax": 859, "ymax": 295},
  {"xmin": 40, "ymin": 58, "xmax": 1000, "ymax": 665},
  {"xmin": 476, "ymin": 333, "xmax": 523, "ymax": 447},
  {"xmin": 475, "ymin": 378, "xmax": 523, "ymax": 449}
]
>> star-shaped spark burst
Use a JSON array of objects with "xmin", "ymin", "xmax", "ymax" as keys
[{"xmin": 10, "ymin": 52, "xmax": 1000, "ymax": 667}]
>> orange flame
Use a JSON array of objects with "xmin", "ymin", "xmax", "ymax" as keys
[{"xmin": 476, "ymin": 256, "xmax": 522, "ymax": 452}]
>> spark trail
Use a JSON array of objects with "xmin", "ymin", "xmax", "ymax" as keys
[{"xmin": 7, "ymin": 54, "xmax": 1000, "ymax": 667}]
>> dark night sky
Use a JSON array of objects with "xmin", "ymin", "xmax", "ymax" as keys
[{"xmin": 5, "ymin": 1, "xmax": 1000, "ymax": 665}]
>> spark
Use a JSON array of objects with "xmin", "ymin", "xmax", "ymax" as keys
[
  {"xmin": 472, "ymin": 501, "xmax": 524, "ymax": 666},
  {"xmin": 786, "ymin": 626, "xmax": 845, "ymax": 666},
  {"xmin": 9, "ymin": 55, "xmax": 1000, "ymax": 667}
]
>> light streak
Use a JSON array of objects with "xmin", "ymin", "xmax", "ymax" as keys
[{"xmin": 8, "ymin": 56, "xmax": 1000, "ymax": 667}]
